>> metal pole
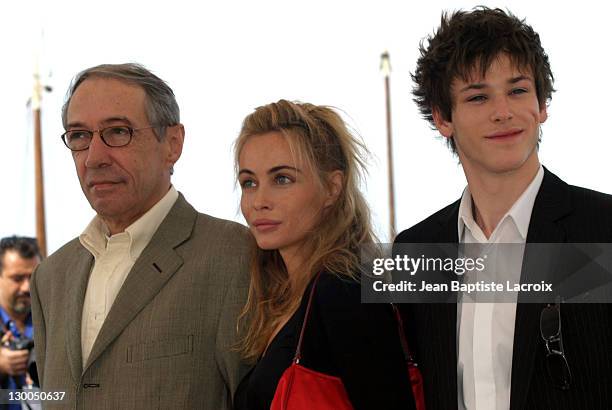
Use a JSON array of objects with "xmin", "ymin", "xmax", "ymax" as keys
[
  {"xmin": 380, "ymin": 51, "xmax": 396, "ymax": 240},
  {"xmin": 32, "ymin": 72, "xmax": 47, "ymax": 257}
]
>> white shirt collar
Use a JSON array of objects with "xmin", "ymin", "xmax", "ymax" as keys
[
  {"xmin": 457, "ymin": 165, "xmax": 544, "ymax": 241},
  {"xmin": 79, "ymin": 186, "xmax": 179, "ymax": 261}
]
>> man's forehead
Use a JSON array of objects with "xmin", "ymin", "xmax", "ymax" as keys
[
  {"xmin": 77, "ymin": 75, "xmax": 143, "ymax": 91},
  {"xmin": 1, "ymin": 251, "xmax": 39, "ymax": 271},
  {"xmin": 67, "ymin": 76, "xmax": 148, "ymax": 123},
  {"xmin": 454, "ymin": 55, "xmax": 534, "ymax": 85}
]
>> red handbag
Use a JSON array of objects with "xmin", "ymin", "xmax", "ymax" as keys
[
  {"xmin": 392, "ymin": 304, "xmax": 426, "ymax": 410},
  {"xmin": 270, "ymin": 273, "xmax": 426, "ymax": 410},
  {"xmin": 270, "ymin": 272, "xmax": 353, "ymax": 410}
]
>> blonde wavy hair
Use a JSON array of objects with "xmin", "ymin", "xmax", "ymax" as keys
[{"xmin": 234, "ymin": 99, "xmax": 376, "ymax": 361}]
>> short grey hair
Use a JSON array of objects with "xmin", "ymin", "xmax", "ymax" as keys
[{"xmin": 61, "ymin": 63, "xmax": 180, "ymax": 140}]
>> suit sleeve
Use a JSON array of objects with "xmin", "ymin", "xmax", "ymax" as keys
[
  {"xmin": 30, "ymin": 265, "xmax": 46, "ymax": 388},
  {"xmin": 312, "ymin": 274, "xmax": 416, "ymax": 410},
  {"xmin": 215, "ymin": 253, "xmax": 249, "ymax": 408}
]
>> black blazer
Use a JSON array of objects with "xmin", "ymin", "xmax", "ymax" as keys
[{"xmin": 395, "ymin": 167, "xmax": 612, "ymax": 410}]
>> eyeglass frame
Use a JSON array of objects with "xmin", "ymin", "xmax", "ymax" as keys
[
  {"xmin": 60, "ymin": 125, "xmax": 167, "ymax": 151},
  {"xmin": 539, "ymin": 301, "xmax": 572, "ymax": 390}
]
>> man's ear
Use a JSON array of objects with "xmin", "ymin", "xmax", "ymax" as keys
[
  {"xmin": 432, "ymin": 108, "xmax": 453, "ymax": 139},
  {"xmin": 538, "ymin": 103, "xmax": 548, "ymax": 124},
  {"xmin": 165, "ymin": 124, "xmax": 185, "ymax": 167},
  {"xmin": 324, "ymin": 170, "xmax": 344, "ymax": 208}
]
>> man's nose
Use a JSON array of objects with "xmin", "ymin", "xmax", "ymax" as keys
[
  {"xmin": 491, "ymin": 96, "xmax": 513, "ymax": 122},
  {"xmin": 84, "ymin": 131, "xmax": 113, "ymax": 168},
  {"xmin": 20, "ymin": 277, "xmax": 31, "ymax": 294}
]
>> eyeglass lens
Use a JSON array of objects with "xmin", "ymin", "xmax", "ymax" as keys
[
  {"xmin": 540, "ymin": 303, "xmax": 571, "ymax": 390},
  {"xmin": 540, "ymin": 304, "xmax": 560, "ymax": 339},
  {"xmin": 63, "ymin": 127, "xmax": 132, "ymax": 150},
  {"xmin": 545, "ymin": 352, "xmax": 571, "ymax": 390}
]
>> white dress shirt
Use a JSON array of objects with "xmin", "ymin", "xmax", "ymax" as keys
[
  {"xmin": 79, "ymin": 186, "xmax": 179, "ymax": 367},
  {"xmin": 457, "ymin": 166, "xmax": 543, "ymax": 410}
]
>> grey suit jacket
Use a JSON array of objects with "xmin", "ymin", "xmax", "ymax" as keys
[{"xmin": 31, "ymin": 194, "xmax": 251, "ymax": 409}]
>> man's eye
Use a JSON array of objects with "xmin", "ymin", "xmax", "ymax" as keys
[
  {"xmin": 69, "ymin": 131, "xmax": 90, "ymax": 140},
  {"xmin": 467, "ymin": 95, "xmax": 487, "ymax": 103},
  {"xmin": 511, "ymin": 88, "xmax": 528, "ymax": 95},
  {"xmin": 275, "ymin": 175, "xmax": 292, "ymax": 185},
  {"xmin": 108, "ymin": 127, "xmax": 130, "ymax": 135},
  {"xmin": 11, "ymin": 275, "xmax": 28, "ymax": 283}
]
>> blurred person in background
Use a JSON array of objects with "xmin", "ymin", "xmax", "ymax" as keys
[{"xmin": 0, "ymin": 236, "xmax": 41, "ymax": 409}]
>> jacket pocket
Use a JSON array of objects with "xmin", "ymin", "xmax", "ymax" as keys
[{"xmin": 126, "ymin": 334, "xmax": 194, "ymax": 363}]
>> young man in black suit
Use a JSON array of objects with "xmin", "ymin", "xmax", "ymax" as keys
[{"xmin": 395, "ymin": 7, "xmax": 612, "ymax": 410}]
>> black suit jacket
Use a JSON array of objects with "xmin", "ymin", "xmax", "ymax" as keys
[{"xmin": 395, "ymin": 168, "xmax": 612, "ymax": 410}]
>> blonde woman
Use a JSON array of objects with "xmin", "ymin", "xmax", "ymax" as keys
[{"xmin": 233, "ymin": 100, "xmax": 415, "ymax": 410}]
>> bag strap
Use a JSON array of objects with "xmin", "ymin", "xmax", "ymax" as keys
[
  {"xmin": 293, "ymin": 272, "xmax": 322, "ymax": 364},
  {"xmin": 391, "ymin": 303, "xmax": 416, "ymax": 364}
]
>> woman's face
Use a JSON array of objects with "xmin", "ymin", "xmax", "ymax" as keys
[{"xmin": 238, "ymin": 132, "xmax": 329, "ymax": 263}]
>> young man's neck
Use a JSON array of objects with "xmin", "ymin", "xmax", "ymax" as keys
[{"xmin": 463, "ymin": 154, "xmax": 540, "ymax": 238}]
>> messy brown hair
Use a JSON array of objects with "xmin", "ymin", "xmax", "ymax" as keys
[
  {"xmin": 234, "ymin": 100, "xmax": 376, "ymax": 361},
  {"xmin": 412, "ymin": 7, "xmax": 555, "ymax": 152}
]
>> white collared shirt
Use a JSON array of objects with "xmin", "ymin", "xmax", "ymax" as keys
[
  {"xmin": 457, "ymin": 166, "xmax": 543, "ymax": 410},
  {"xmin": 79, "ymin": 186, "xmax": 179, "ymax": 367}
]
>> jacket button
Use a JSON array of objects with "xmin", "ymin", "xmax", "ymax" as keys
[{"xmin": 83, "ymin": 383, "xmax": 100, "ymax": 388}]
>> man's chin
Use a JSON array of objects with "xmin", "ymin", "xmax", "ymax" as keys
[
  {"xmin": 13, "ymin": 303, "xmax": 31, "ymax": 315},
  {"xmin": 85, "ymin": 185, "xmax": 127, "ymax": 207},
  {"xmin": 463, "ymin": 150, "xmax": 537, "ymax": 176},
  {"xmin": 89, "ymin": 198, "xmax": 130, "ymax": 217},
  {"xmin": 490, "ymin": 154, "xmax": 538, "ymax": 175}
]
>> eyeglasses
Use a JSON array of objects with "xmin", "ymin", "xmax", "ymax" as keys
[
  {"xmin": 540, "ymin": 302, "xmax": 572, "ymax": 390},
  {"xmin": 61, "ymin": 125, "xmax": 159, "ymax": 151}
]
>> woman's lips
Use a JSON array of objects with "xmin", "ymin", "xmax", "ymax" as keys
[{"xmin": 252, "ymin": 219, "xmax": 281, "ymax": 232}]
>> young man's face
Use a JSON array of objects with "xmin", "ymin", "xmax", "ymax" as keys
[{"xmin": 434, "ymin": 54, "xmax": 547, "ymax": 178}]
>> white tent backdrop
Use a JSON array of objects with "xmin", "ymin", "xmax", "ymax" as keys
[{"xmin": 2, "ymin": 0, "xmax": 610, "ymax": 253}]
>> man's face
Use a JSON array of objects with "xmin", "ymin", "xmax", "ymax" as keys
[
  {"xmin": 0, "ymin": 251, "xmax": 39, "ymax": 317},
  {"xmin": 434, "ymin": 54, "xmax": 547, "ymax": 177},
  {"xmin": 66, "ymin": 77, "xmax": 183, "ymax": 233}
]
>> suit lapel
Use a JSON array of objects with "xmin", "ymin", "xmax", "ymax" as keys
[
  {"xmin": 435, "ymin": 202, "xmax": 460, "ymax": 409},
  {"xmin": 437, "ymin": 200, "xmax": 460, "ymax": 244},
  {"xmin": 83, "ymin": 195, "xmax": 197, "ymax": 372},
  {"xmin": 64, "ymin": 244, "xmax": 94, "ymax": 383},
  {"xmin": 510, "ymin": 168, "xmax": 571, "ymax": 410}
]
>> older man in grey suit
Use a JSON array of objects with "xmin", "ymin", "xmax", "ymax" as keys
[{"xmin": 30, "ymin": 63, "xmax": 250, "ymax": 409}]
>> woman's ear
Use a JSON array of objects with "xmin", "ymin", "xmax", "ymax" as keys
[{"xmin": 324, "ymin": 170, "xmax": 344, "ymax": 207}]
